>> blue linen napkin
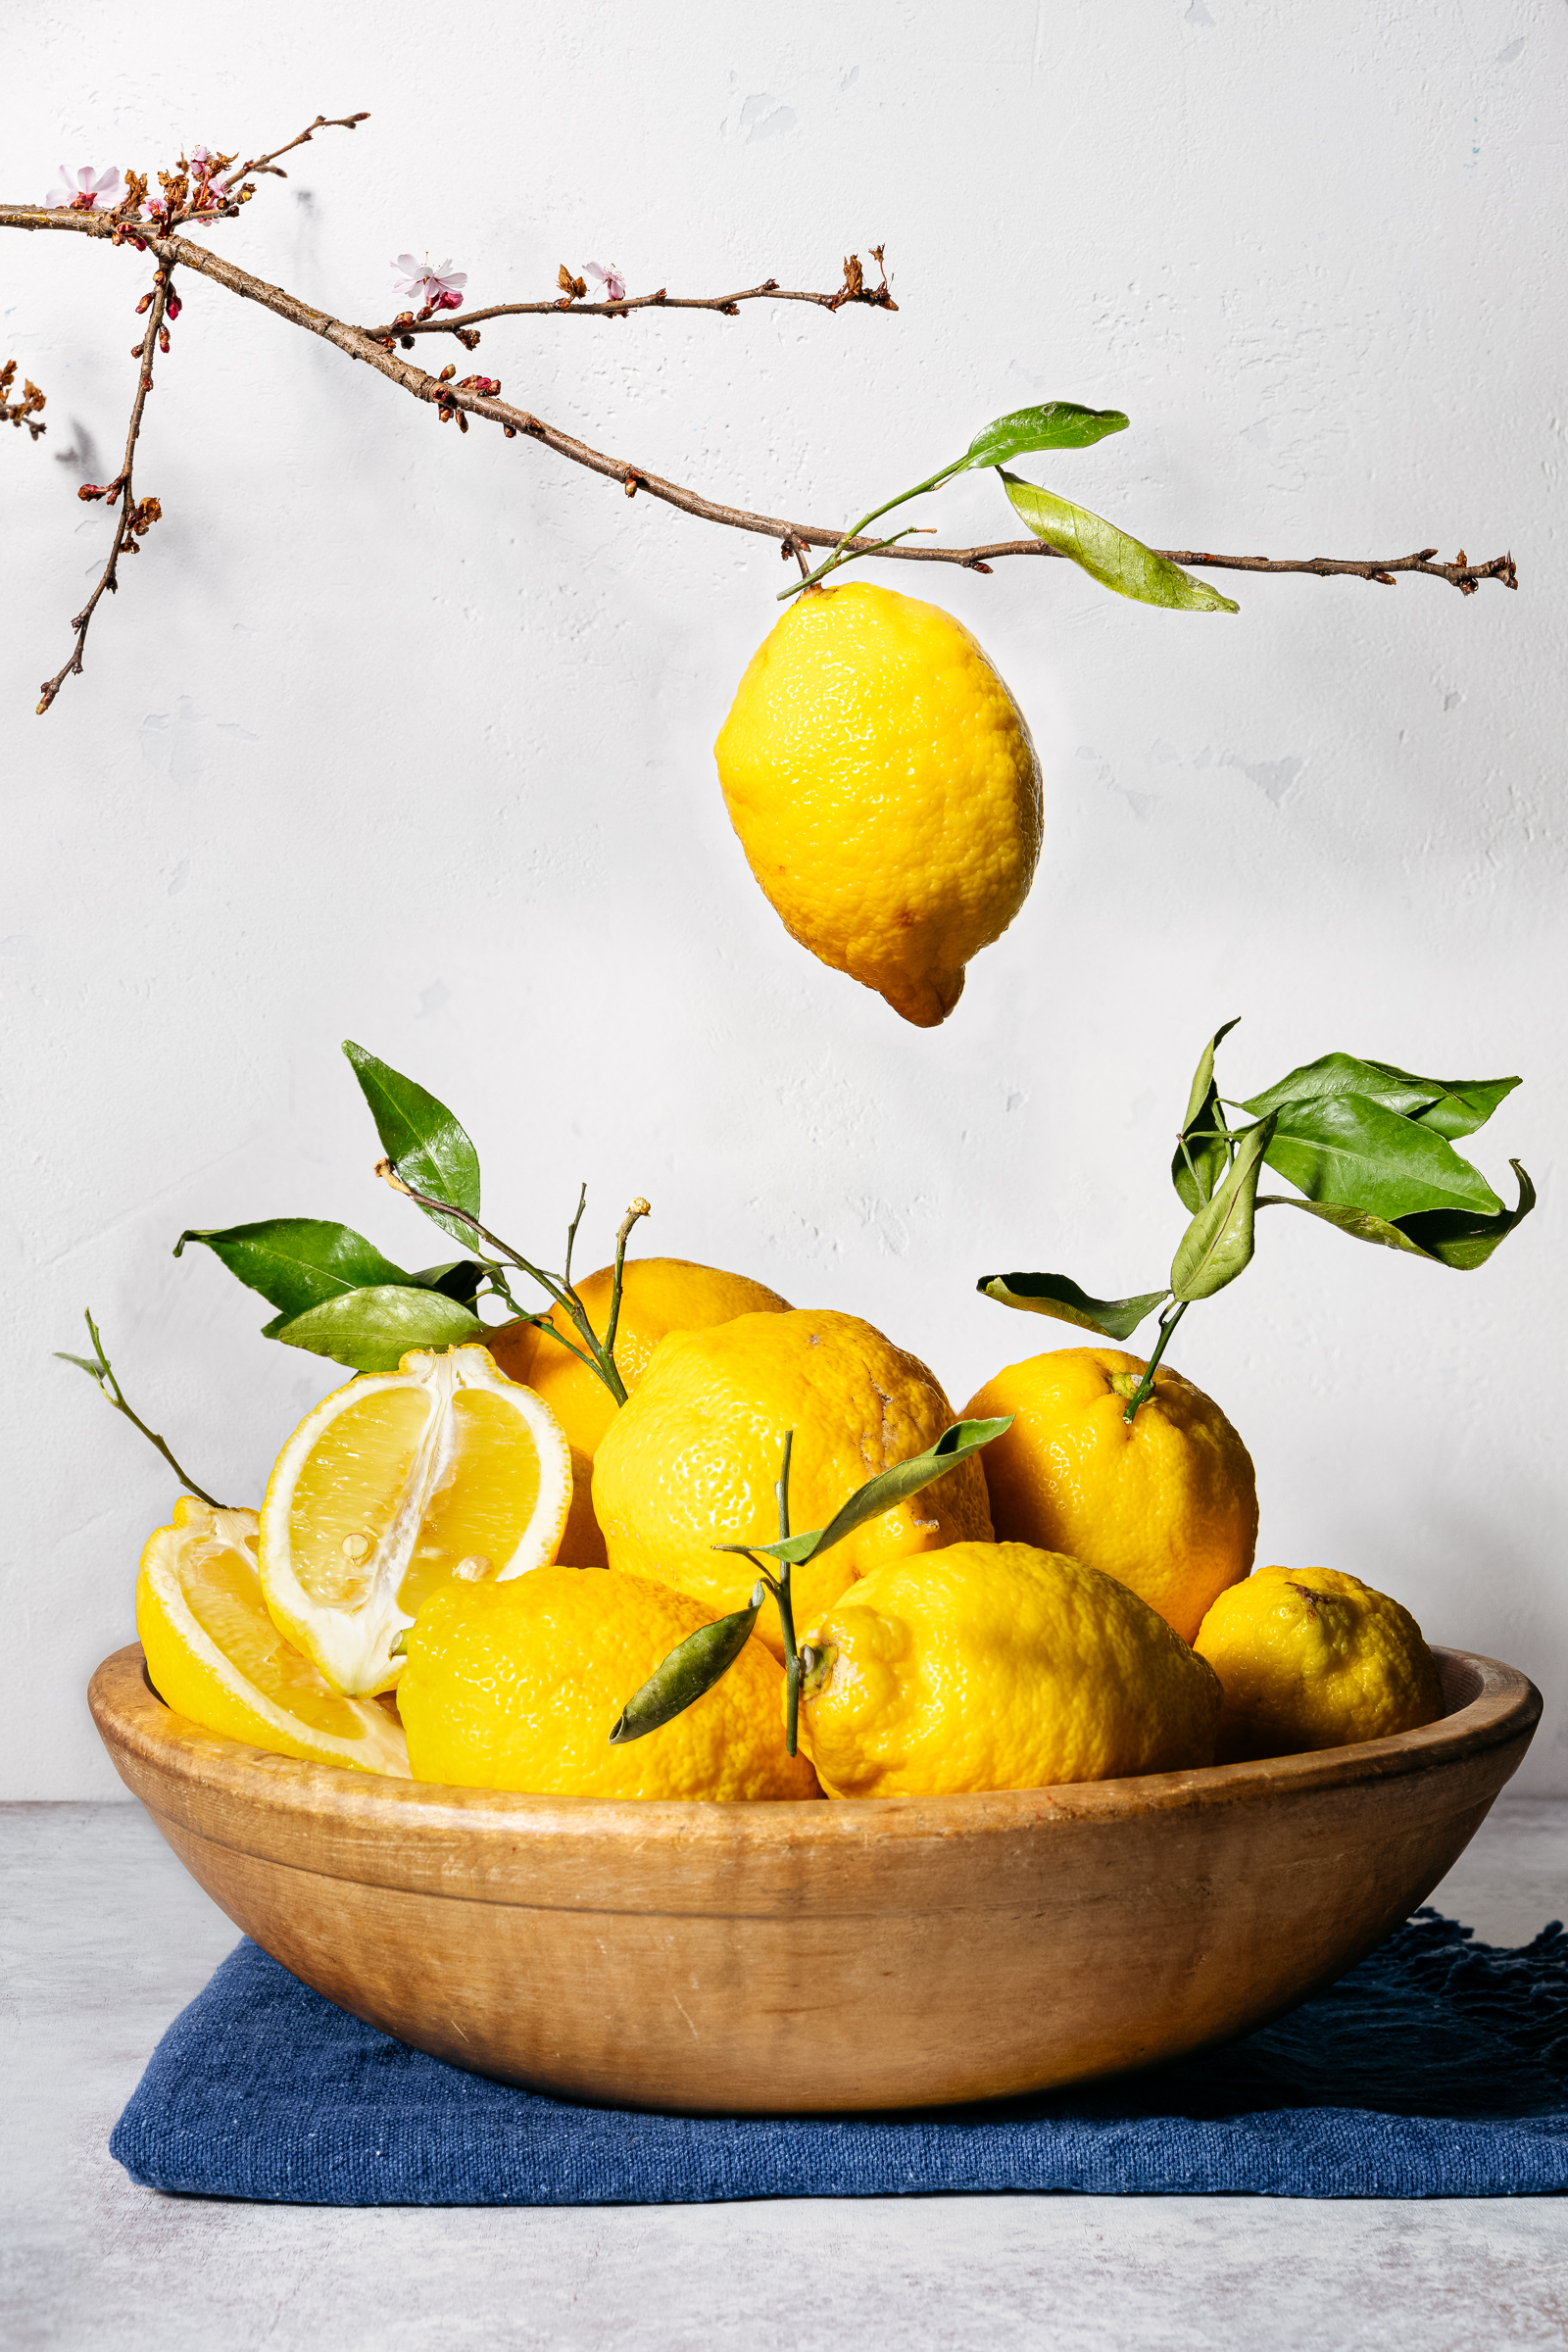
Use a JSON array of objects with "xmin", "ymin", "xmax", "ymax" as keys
[{"xmin": 111, "ymin": 1910, "xmax": 1567, "ymax": 2203}]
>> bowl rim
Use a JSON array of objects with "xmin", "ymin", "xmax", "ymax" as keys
[{"xmin": 90, "ymin": 1641, "xmax": 1541, "ymax": 1854}]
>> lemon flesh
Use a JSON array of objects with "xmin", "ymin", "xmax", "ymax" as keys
[
  {"xmin": 136, "ymin": 1497, "xmax": 410, "ymax": 1775},
  {"xmin": 591, "ymin": 1306, "xmax": 993, "ymax": 1657},
  {"xmin": 964, "ymin": 1346, "xmax": 1257, "ymax": 1644},
  {"xmin": 399, "ymin": 1568, "xmax": 820, "ymax": 1801},
  {"xmin": 1195, "ymin": 1565, "xmax": 1445, "ymax": 1762},
  {"xmin": 714, "ymin": 580, "xmax": 1043, "ymax": 1027},
  {"xmin": 259, "ymin": 1345, "xmax": 572, "ymax": 1695},
  {"xmin": 798, "ymin": 1540, "xmax": 1220, "ymax": 1799}
]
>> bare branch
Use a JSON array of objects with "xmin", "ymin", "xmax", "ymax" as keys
[
  {"xmin": 0, "ymin": 196, "xmax": 1518, "ymax": 715},
  {"xmin": 217, "ymin": 111, "xmax": 370, "ymax": 192}
]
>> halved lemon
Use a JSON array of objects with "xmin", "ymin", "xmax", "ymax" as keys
[
  {"xmin": 136, "ymin": 1497, "xmax": 411, "ymax": 1775},
  {"xmin": 258, "ymin": 1345, "xmax": 573, "ymax": 1694}
]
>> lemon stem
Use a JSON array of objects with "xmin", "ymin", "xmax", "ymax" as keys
[
  {"xmin": 601, "ymin": 1199, "xmax": 652, "ymax": 1376},
  {"xmin": 775, "ymin": 1428, "xmax": 802, "ymax": 1757},
  {"xmin": 1121, "ymin": 1299, "xmax": 1188, "ymax": 1424},
  {"xmin": 59, "ymin": 1308, "xmax": 227, "ymax": 1508},
  {"xmin": 779, "ymin": 459, "xmax": 965, "ymax": 598}
]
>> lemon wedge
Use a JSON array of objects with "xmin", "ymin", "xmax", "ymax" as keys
[
  {"xmin": 136, "ymin": 1497, "xmax": 411, "ymax": 1775},
  {"xmin": 258, "ymin": 1345, "xmax": 572, "ymax": 1694}
]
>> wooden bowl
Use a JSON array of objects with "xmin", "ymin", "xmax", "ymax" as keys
[{"xmin": 89, "ymin": 1642, "xmax": 1539, "ymax": 2114}]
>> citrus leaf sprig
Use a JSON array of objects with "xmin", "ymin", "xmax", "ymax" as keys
[
  {"xmin": 609, "ymin": 1417, "xmax": 1011, "ymax": 1758},
  {"xmin": 55, "ymin": 1307, "xmax": 227, "ymax": 1506},
  {"xmin": 778, "ymin": 398, "xmax": 1237, "ymax": 615},
  {"xmin": 979, "ymin": 1023, "xmax": 1534, "ymax": 1423},
  {"xmin": 174, "ymin": 1042, "xmax": 646, "ymax": 1396}
]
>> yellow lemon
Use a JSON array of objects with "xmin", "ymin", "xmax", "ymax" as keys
[
  {"xmin": 1195, "ymin": 1566, "xmax": 1446, "ymax": 1763},
  {"xmin": 136, "ymin": 1498, "xmax": 410, "ymax": 1775},
  {"xmin": 398, "ymin": 1567, "xmax": 820, "ymax": 1800},
  {"xmin": 259, "ymin": 1345, "xmax": 571, "ymax": 1695},
  {"xmin": 714, "ymin": 580, "xmax": 1043, "ymax": 1027},
  {"xmin": 798, "ymin": 1541, "xmax": 1220, "ymax": 1798},
  {"xmin": 592, "ymin": 1306, "xmax": 993, "ymax": 1657},
  {"xmin": 963, "ymin": 1346, "xmax": 1256, "ymax": 1644},
  {"xmin": 485, "ymin": 1257, "xmax": 791, "ymax": 1566}
]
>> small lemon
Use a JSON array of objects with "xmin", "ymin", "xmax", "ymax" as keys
[
  {"xmin": 1195, "ymin": 1566, "xmax": 1445, "ymax": 1763},
  {"xmin": 398, "ymin": 1567, "xmax": 820, "ymax": 1800},
  {"xmin": 591, "ymin": 1306, "xmax": 993, "ymax": 1657},
  {"xmin": 714, "ymin": 580, "xmax": 1043, "ymax": 1027},
  {"xmin": 798, "ymin": 1541, "xmax": 1220, "ymax": 1798},
  {"xmin": 963, "ymin": 1346, "xmax": 1257, "ymax": 1644},
  {"xmin": 485, "ymin": 1257, "xmax": 790, "ymax": 1567}
]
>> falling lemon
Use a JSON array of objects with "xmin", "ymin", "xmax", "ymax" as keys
[
  {"xmin": 258, "ymin": 1345, "xmax": 571, "ymax": 1695},
  {"xmin": 714, "ymin": 580, "xmax": 1043, "ymax": 1026}
]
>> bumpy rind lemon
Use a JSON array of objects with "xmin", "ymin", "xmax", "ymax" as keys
[
  {"xmin": 485, "ymin": 1257, "xmax": 791, "ymax": 1567},
  {"xmin": 1195, "ymin": 1565, "xmax": 1445, "ymax": 1763},
  {"xmin": 259, "ymin": 1345, "xmax": 572, "ymax": 1696},
  {"xmin": 136, "ymin": 1498, "xmax": 410, "ymax": 1776},
  {"xmin": 963, "ymin": 1346, "xmax": 1257, "ymax": 1644},
  {"xmin": 591, "ymin": 1306, "xmax": 993, "ymax": 1657},
  {"xmin": 399, "ymin": 1567, "xmax": 820, "ymax": 1800},
  {"xmin": 798, "ymin": 1540, "xmax": 1220, "ymax": 1798},
  {"xmin": 714, "ymin": 581, "xmax": 1044, "ymax": 1027}
]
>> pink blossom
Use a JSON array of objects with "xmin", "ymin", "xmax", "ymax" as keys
[
  {"xmin": 141, "ymin": 195, "xmax": 171, "ymax": 225},
  {"xmin": 46, "ymin": 164, "xmax": 123, "ymax": 212},
  {"xmin": 189, "ymin": 144, "xmax": 214, "ymax": 173},
  {"xmin": 584, "ymin": 261, "xmax": 627, "ymax": 303},
  {"xmin": 391, "ymin": 253, "xmax": 467, "ymax": 313}
]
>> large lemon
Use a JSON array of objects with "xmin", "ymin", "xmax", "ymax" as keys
[
  {"xmin": 485, "ymin": 1256, "xmax": 790, "ymax": 1566},
  {"xmin": 1195, "ymin": 1566, "xmax": 1445, "ymax": 1762},
  {"xmin": 714, "ymin": 581, "xmax": 1043, "ymax": 1027},
  {"xmin": 963, "ymin": 1346, "xmax": 1256, "ymax": 1644},
  {"xmin": 798, "ymin": 1541, "xmax": 1220, "ymax": 1798},
  {"xmin": 591, "ymin": 1306, "xmax": 993, "ymax": 1655},
  {"xmin": 398, "ymin": 1567, "xmax": 819, "ymax": 1800}
]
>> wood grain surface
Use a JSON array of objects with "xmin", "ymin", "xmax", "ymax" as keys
[{"xmin": 88, "ymin": 1643, "xmax": 1540, "ymax": 2113}]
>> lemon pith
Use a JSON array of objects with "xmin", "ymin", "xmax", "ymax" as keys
[
  {"xmin": 1195, "ymin": 1565, "xmax": 1445, "ymax": 1762},
  {"xmin": 714, "ymin": 580, "xmax": 1044, "ymax": 1027},
  {"xmin": 798, "ymin": 1541, "xmax": 1220, "ymax": 1798},
  {"xmin": 591, "ymin": 1306, "xmax": 993, "ymax": 1656},
  {"xmin": 258, "ymin": 1345, "xmax": 572, "ymax": 1696},
  {"xmin": 963, "ymin": 1346, "xmax": 1257, "ymax": 1643},
  {"xmin": 399, "ymin": 1567, "xmax": 821, "ymax": 1800},
  {"xmin": 136, "ymin": 1497, "xmax": 411, "ymax": 1775}
]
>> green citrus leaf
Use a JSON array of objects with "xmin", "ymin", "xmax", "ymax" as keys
[
  {"xmin": 173, "ymin": 1218, "xmax": 410, "ymax": 1322},
  {"xmin": 1172, "ymin": 1017, "xmax": 1242, "ymax": 1211},
  {"xmin": 1255, "ymin": 1195, "xmax": 1441, "ymax": 1258},
  {"xmin": 409, "ymin": 1258, "xmax": 485, "ymax": 1306},
  {"xmin": 1393, "ymin": 1159, "xmax": 1536, "ymax": 1269},
  {"xmin": 342, "ymin": 1042, "xmax": 481, "ymax": 1248},
  {"xmin": 976, "ymin": 1273, "xmax": 1169, "ymax": 1342},
  {"xmin": 1363, "ymin": 1065, "xmax": 1521, "ymax": 1143},
  {"xmin": 720, "ymin": 1417, "xmax": 1013, "ymax": 1570},
  {"xmin": 1000, "ymin": 472, "xmax": 1240, "ymax": 612},
  {"xmin": 958, "ymin": 401, "xmax": 1129, "ymax": 472},
  {"xmin": 270, "ymin": 1285, "xmax": 484, "ymax": 1374},
  {"xmin": 1261, "ymin": 1094, "xmax": 1502, "ymax": 1220},
  {"xmin": 1170, "ymin": 1116, "xmax": 1275, "ymax": 1301},
  {"xmin": 608, "ymin": 1588, "xmax": 765, "ymax": 1744}
]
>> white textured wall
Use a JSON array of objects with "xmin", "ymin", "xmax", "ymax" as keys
[{"xmin": 5, "ymin": 0, "xmax": 1564, "ymax": 1797}]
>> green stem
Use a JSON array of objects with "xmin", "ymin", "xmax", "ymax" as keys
[
  {"xmin": 1121, "ymin": 1298, "xmax": 1189, "ymax": 1424},
  {"xmin": 600, "ymin": 1198, "xmax": 651, "ymax": 1384},
  {"xmin": 66, "ymin": 1310, "xmax": 226, "ymax": 1508},
  {"xmin": 775, "ymin": 1428, "xmax": 802, "ymax": 1757},
  {"xmin": 563, "ymin": 1182, "xmax": 588, "ymax": 1288},
  {"xmin": 778, "ymin": 458, "xmax": 963, "ymax": 598}
]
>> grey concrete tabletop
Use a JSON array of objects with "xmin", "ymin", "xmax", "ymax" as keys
[{"xmin": 3, "ymin": 1796, "xmax": 1564, "ymax": 2352}]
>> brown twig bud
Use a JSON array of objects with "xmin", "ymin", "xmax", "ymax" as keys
[{"xmin": 557, "ymin": 265, "xmax": 587, "ymax": 300}]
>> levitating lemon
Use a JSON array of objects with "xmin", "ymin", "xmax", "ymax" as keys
[
  {"xmin": 1195, "ymin": 1566, "xmax": 1445, "ymax": 1763},
  {"xmin": 399, "ymin": 1567, "xmax": 820, "ymax": 1800},
  {"xmin": 259, "ymin": 1345, "xmax": 571, "ymax": 1695},
  {"xmin": 963, "ymin": 1346, "xmax": 1257, "ymax": 1644},
  {"xmin": 136, "ymin": 1498, "xmax": 410, "ymax": 1775},
  {"xmin": 485, "ymin": 1257, "xmax": 791, "ymax": 1566},
  {"xmin": 798, "ymin": 1541, "xmax": 1220, "ymax": 1798},
  {"xmin": 592, "ymin": 1306, "xmax": 993, "ymax": 1656},
  {"xmin": 714, "ymin": 580, "xmax": 1043, "ymax": 1027}
]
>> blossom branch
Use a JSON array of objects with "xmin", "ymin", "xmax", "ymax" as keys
[{"xmin": 360, "ymin": 256, "xmax": 899, "ymax": 343}]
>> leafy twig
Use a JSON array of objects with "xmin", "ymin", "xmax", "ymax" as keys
[{"xmin": 56, "ymin": 1309, "xmax": 225, "ymax": 1507}]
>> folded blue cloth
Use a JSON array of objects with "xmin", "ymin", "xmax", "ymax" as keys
[{"xmin": 111, "ymin": 1910, "xmax": 1567, "ymax": 2203}]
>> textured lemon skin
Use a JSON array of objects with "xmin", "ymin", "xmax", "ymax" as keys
[
  {"xmin": 592, "ymin": 1307, "xmax": 993, "ymax": 1656},
  {"xmin": 963, "ymin": 1347, "xmax": 1257, "ymax": 1645},
  {"xmin": 1195, "ymin": 1566, "xmax": 1445, "ymax": 1764},
  {"xmin": 135, "ymin": 1498, "xmax": 410, "ymax": 1776},
  {"xmin": 399, "ymin": 1568, "xmax": 820, "ymax": 1800},
  {"xmin": 714, "ymin": 581, "xmax": 1044, "ymax": 1027},
  {"xmin": 799, "ymin": 1541, "xmax": 1220, "ymax": 1798}
]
